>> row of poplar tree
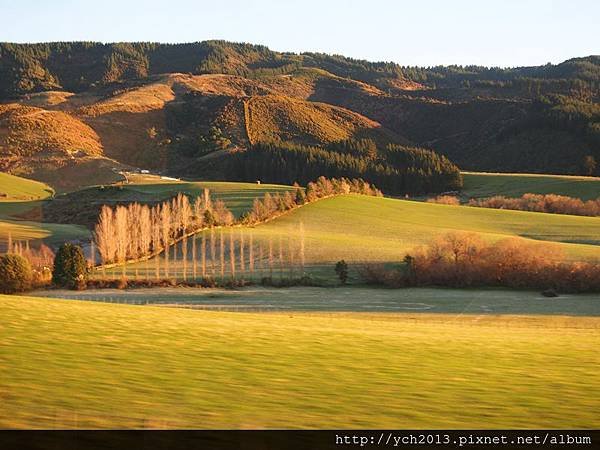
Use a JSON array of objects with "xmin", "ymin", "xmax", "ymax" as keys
[{"xmin": 93, "ymin": 177, "xmax": 381, "ymax": 278}]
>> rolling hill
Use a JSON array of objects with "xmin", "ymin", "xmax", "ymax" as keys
[
  {"xmin": 113, "ymin": 192, "xmax": 600, "ymax": 282},
  {"xmin": 0, "ymin": 41, "xmax": 598, "ymax": 192},
  {"xmin": 462, "ymin": 171, "xmax": 600, "ymax": 200},
  {"xmin": 0, "ymin": 172, "xmax": 54, "ymax": 201}
]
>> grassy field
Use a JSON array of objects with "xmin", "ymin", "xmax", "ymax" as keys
[
  {"xmin": 462, "ymin": 171, "xmax": 600, "ymax": 200},
  {"xmin": 0, "ymin": 172, "xmax": 54, "ymax": 202},
  {"xmin": 33, "ymin": 286, "xmax": 600, "ymax": 316},
  {"xmin": 251, "ymin": 195, "xmax": 600, "ymax": 261},
  {"xmin": 113, "ymin": 194, "xmax": 600, "ymax": 281},
  {"xmin": 0, "ymin": 173, "xmax": 88, "ymax": 246},
  {"xmin": 1, "ymin": 294, "xmax": 598, "ymax": 428},
  {"xmin": 121, "ymin": 178, "xmax": 295, "ymax": 216},
  {"xmin": 0, "ymin": 176, "xmax": 292, "ymax": 246}
]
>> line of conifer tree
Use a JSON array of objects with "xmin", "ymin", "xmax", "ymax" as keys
[{"xmin": 225, "ymin": 139, "xmax": 463, "ymax": 195}]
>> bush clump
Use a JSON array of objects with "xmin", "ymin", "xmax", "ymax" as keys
[
  {"xmin": 0, "ymin": 254, "xmax": 32, "ymax": 294},
  {"xmin": 52, "ymin": 243, "xmax": 88, "ymax": 289}
]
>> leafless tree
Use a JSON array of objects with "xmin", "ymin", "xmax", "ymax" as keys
[
  {"xmin": 160, "ymin": 203, "xmax": 171, "ymax": 277},
  {"xmin": 229, "ymin": 231, "xmax": 236, "ymax": 279},
  {"xmin": 239, "ymin": 228, "xmax": 245, "ymax": 274},
  {"xmin": 95, "ymin": 205, "xmax": 116, "ymax": 264},
  {"xmin": 192, "ymin": 234, "xmax": 197, "ymax": 279},
  {"xmin": 219, "ymin": 228, "xmax": 225, "ymax": 277}
]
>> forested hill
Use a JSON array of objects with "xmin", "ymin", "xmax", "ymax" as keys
[
  {"xmin": 1, "ymin": 41, "xmax": 599, "ymax": 98},
  {"xmin": 0, "ymin": 41, "xmax": 598, "ymax": 191}
]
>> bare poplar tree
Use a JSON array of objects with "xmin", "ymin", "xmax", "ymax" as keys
[
  {"xmin": 278, "ymin": 235, "xmax": 284, "ymax": 280},
  {"xmin": 160, "ymin": 203, "xmax": 171, "ymax": 278},
  {"xmin": 229, "ymin": 231, "xmax": 236, "ymax": 279},
  {"xmin": 203, "ymin": 188, "xmax": 212, "ymax": 212},
  {"xmin": 219, "ymin": 228, "xmax": 225, "ymax": 277},
  {"xmin": 201, "ymin": 234, "xmax": 206, "ymax": 277},
  {"xmin": 138, "ymin": 205, "xmax": 152, "ymax": 261},
  {"xmin": 172, "ymin": 237, "xmax": 177, "ymax": 268},
  {"xmin": 210, "ymin": 227, "xmax": 216, "ymax": 276},
  {"xmin": 288, "ymin": 234, "xmax": 294, "ymax": 280},
  {"xmin": 249, "ymin": 233, "xmax": 254, "ymax": 275},
  {"xmin": 182, "ymin": 235, "xmax": 188, "ymax": 281},
  {"xmin": 193, "ymin": 196, "xmax": 204, "ymax": 230},
  {"xmin": 114, "ymin": 205, "xmax": 129, "ymax": 278},
  {"xmin": 180, "ymin": 194, "xmax": 192, "ymax": 237},
  {"xmin": 151, "ymin": 206, "xmax": 161, "ymax": 280},
  {"xmin": 95, "ymin": 205, "xmax": 116, "ymax": 264},
  {"xmin": 299, "ymin": 222, "xmax": 305, "ymax": 275},
  {"xmin": 239, "ymin": 228, "xmax": 245, "ymax": 275},
  {"xmin": 192, "ymin": 234, "xmax": 197, "ymax": 280},
  {"xmin": 268, "ymin": 238, "xmax": 274, "ymax": 278}
]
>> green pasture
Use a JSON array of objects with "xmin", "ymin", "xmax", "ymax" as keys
[
  {"xmin": 1, "ymin": 295, "xmax": 598, "ymax": 428},
  {"xmin": 117, "ymin": 179, "xmax": 295, "ymax": 216},
  {"xmin": 34, "ymin": 286, "xmax": 600, "ymax": 316},
  {"xmin": 113, "ymin": 194, "xmax": 600, "ymax": 281},
  {"xmin": 0, "ymin": 172, "xmax": 87, "ymax": 246},
  {"xmin": 0, "ymin": 172, "xmax": 54, "ymax": 202},
  {"xmin": 462, "ymin": 171, "xmax": 600, "ymax": 200}
]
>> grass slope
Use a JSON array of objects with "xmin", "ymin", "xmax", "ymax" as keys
[
  {"xmin": 0, "ymin": 219, "xmax": 88, "ymax": 246},
  {"xmin": 0, "ymin": 172, "xmax": 54, "ymax": 202},
  {"xmin": 1, "ymin": 295, "xmax": 598, "ymax": 428},
  {"xmin": 0, "ymin": 173, "xmax": 88, "ymax": 246},
  {"xmin": 462, "ymin": 171, "xmax": 600, "ymax": 201},
  {"xmin": 123, "ymin": 178, "xmax": 295, "ymax": 217},
  {"xmin": 250, "ymin": 195, "xmax": 600, "ymax": 262},
  {"xmin": 115, "ymin": 194, "xmax": 600, "ymax": 282},
  {"xmin": 245, "ymin": 94, "xmax": 399, "ymax": 146}
]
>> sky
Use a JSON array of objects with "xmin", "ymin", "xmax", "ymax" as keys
[{"xmin": 1, "ymin": 0, "xmax": 598, "ymax": 68}]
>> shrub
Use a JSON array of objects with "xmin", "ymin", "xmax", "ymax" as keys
[
  {"xmin": 335, "ymin": 260, "xmax": 349, "ymax": 285},
  {"xmin": 427, "ymin": 195, "xmax": 460, "ymax": 205},
  {"xmin": 0, "ymin": 254, "xmax": 32, "ymax": 294},
  {"xmin": 52, "ymin": 243, "xmax": 88, "ymax": 289},
  {"xmin": 468, "ymin": 193, "xmax": 600, "ymax": 217},
  {"xmin": 361, "ymin": 231, "xmax": 600, "ymax": 292}
]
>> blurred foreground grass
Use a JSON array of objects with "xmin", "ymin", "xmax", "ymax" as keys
[{"xmin": 1, "ymin": 294, "xmax": 599, "ymax": 428}]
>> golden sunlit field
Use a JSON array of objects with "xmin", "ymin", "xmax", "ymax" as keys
[{"xmin": 1, "ymin": 294, "xmax": 599, "ymax": 429}]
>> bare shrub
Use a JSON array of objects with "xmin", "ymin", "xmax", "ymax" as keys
[
  {"xmin": 469, "ymin": 193, "xmax": 600, "ymax": 217},
  {"xmin": 427, "ymin": 195, "xmax": 460, "ymax": 205},
  {"xmin": 360, "ymin": 231, "xmax": 600, "ymax": 292}
]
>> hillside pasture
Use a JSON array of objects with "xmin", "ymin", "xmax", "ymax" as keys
[
  {"xmin": 1, "ymin": 295, "xmax": 598, "ymax": 428},
  {"xmin": 0, "ymin": 172, "xmax": 54, "ymax": 202},
  {"xmin": 104, "ymin": 194, "xmax": 600, "ymax": 283},
  {"xmin": 122, "ymin": 179, "xmax": 295, "ymax": 216},
  {"xmin": 462, "ymin": 171, "xmax": 600, "ymax": 201}
]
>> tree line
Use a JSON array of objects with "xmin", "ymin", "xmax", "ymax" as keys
[
  {"xmin": 224, "ymin": 139, "xmax": 462, "ymax": 195},
  {"xmin": 94, "ymin": 189, "xmax": 234, "ymax": 267},
  {"xmin": 468, "ymin": 193, "xmax": 600, "ymax": 217},
  {"xmin": 241, "ymin": 176, "xmax": 381, "ymax": 224},
  {"xmin": 93, "ymin": 176, "xmax": 380, "ymax": 274},
  {"xmin": 3, "ymin": 41, "xmax": 596, "ymax": 99}
]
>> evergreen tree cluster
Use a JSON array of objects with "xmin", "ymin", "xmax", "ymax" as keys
[
  {"xmin": 52, "ymin": 243, "xmax": 88, "ymax": 289},
  {"xmin": 226, "ymin": 139, "xmax": 462, "ymax": 195},
  {"xmin": 1, "ymin": 41, "xmax": 598, "ymax": 99}
]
